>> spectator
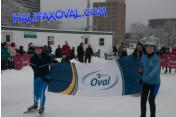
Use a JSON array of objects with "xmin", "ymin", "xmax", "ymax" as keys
[
  {"xmin": 42, "ymin": 45, "xmax": 48, "ymax": 54},
  {"xmin": 70, "ymin": 47, "xmax": 76, "ymax": 59},
  {"xmin": 171, "ymin": 45, "xmax": 176, "ymax": 73},
  {"xmin": 8, "ymin": 43, "xmax": 17, "ymax": 69},
  {"xmin": 61, "ymin": 51, "xmax": 70, "ymax": 63},
  {"xmin": 132, "ymin": 42, "xmax": 146, "ymax": 60},
  {"xmin": 8, "ymin": 43, "xmax": 17, "ymax": 56},
  {"xmin": 85, "ymin": 44, "xmax": 93, "ymax": 63},
  {"xmin": 60, "ymin": 41, "xmax": 71, "ymax": 57},
  {"xmin": 156, "ymin": 49, "xmax": 161, "ymax": 57},
  {"xmin": 113, "ymin": 46, "xmax": 118, "ymax": 56},
  {"xmin": 96, "ymin": 49, "xmax": 101, "ymax": 58},
  {"xmin": 118, "ymin": 43, "xmax": 127, "ymax": 58},
  {"xmin": 18, "ymin": 46, "xmax": 26, "ymax": 55},
  {"xmin": 171, "ymin": 45, "xmax": 176, "ymax": 56},
  {"xmin": 27, "ymin": 42, "xmax": 35, "ymax": 55},
  {"xmin": 164, "ymin": 48, "xmax": 172, "ymax": 74},
  {"xmin": 160, "ymin": 46, "xmax": 167, "ymax": 56},
  {"xmin": 77, "ymin": 43, "xmax": 84, "ymax": 63},
  {"xmin": 42, "ymin": 45, "xmax": 52, "ymax": 55},
  {"xmin": 55, "ymin": 45, "xmax": 61, "ymax": 58},
  {"xmin": 1, "ymin": 43, "xmax": 10, "ymax": 70},
  {"xmin": 47, "ymin": 45, "xmax": 52, "ymax": 54}
]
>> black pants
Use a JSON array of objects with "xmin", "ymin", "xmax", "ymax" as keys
[
  {"xmin": 78, "ymin": 55, "xmax": 83, "ymax": 63},
  {"xmin": 9, "ymin": 56, "xmax": 15, "ymax": 69},
  {"xmin": 85, "ymin": 56, "xmax": 91, "ymax": 63},
  {"xmin": 140, "ymin": 83, "xmax": 160, "ymax": 117},
  {"xmin": 1, "ymin": 60, "xmax": 10, "ymax": 70},
  {"xmin": 165, "ymin": 67, "xmax": 171, "ymax": 74}
]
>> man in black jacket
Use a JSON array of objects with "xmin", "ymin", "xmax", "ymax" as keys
[
  {"xmin": 27, "ymin": 45, "xmax": 51, "ymax": 114},
  {"xmin": 85, "ymin": 44, "xmax": 93, "ymax": 63},
  {"xmin": 55, "ymin": 45, "xmax": 61, "ymax": 58},
  {"xmin": 77, "ymin": 43, "xmax": 84, "ymax": 63}
]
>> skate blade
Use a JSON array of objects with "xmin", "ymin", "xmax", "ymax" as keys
[{"xmin": 24, "ymin": 109, "xmax": 38, "ymax": 113}]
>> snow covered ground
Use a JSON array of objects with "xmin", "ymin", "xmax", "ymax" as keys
[{"xmin": 1, "ymin": 65, "xmax": 176, "ymax": 117}]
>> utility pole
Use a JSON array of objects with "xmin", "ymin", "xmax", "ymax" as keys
[{"xmin": 87, "ymin": 0, "xmax": 90, "ymax": 31}]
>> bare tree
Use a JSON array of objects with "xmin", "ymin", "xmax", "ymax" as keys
[
  {"xmin": 130, "ymin": 22, "xmax": 176, "ymax": 48},
  {"xmin": 153, "ymin": 22, "xmax": 176, "ymax": 48},
  {"xmin": 2, "ymin": 0, "xmax": 62, "ymax": 29}
]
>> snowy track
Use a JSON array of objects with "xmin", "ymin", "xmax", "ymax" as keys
[{"xmin": 2, "ymin": 67, "xmax": 176, "ymax": 117}]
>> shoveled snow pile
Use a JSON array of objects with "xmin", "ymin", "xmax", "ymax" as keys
[
  {"xmin": 56, "ymin": 57, "xmax": 110, "ymax": 63},
  {"xmin": 1, "ymin": 66, "xmax": 176, "ymax": 117}
]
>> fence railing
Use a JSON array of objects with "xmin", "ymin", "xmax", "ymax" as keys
[
  {"xmin": 1, "ymin": 54, "xmax": 176, "ymax": 70},
  {"xmin": 1, "ymin": 55, "xmax": 32, "ymax": 70},
  {"xmin": 159, "ymin": 54, "xmax": 176, "ymax": 68}
]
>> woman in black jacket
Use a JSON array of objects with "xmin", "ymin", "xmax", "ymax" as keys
[
  {"xmin": 85, "ymin": 44, "xmax": 93, "ymax": 63},
  {"xmin": 132, "ymin": 42, "xmax": 146, "ymax": 60}
]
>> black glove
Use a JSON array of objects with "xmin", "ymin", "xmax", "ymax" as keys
[
  {"xmin": 139, "ymin": 79, "xmax": 143, "ymax": 84},
  {"xmin": 40, "ymin": 75, "xmax": 50, "ymax": 83}
]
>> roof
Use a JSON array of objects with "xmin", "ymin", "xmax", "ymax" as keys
[{"xmin": 1, "ymin": 26, "xmax": 113, "ymax": 35}]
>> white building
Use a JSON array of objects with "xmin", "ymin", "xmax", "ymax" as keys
[{"xmin": 1, "ymin": 26, "xmax": 113, "ymax": 54}]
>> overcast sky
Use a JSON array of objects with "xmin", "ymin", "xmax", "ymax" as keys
[{"xmin": 41, "ymin": 0, "xmax": 176, "ymax": 32}]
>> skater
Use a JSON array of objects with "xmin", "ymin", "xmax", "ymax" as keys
[
  {"xmin": 27, "ymin": 44, "xmax": 52, "ymax": 114},
  {"xmin": 85, "ymin": 44, "xmax": 93, "ymax": 63},
  {"xmin": 61, "ymin": 51, "xmax": 70, "ymax": 63},
  {"xmin": 139, "ymin": 40, "xmax": 160, "ymax": 117}
]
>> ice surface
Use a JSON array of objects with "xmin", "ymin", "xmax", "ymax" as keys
[{"xmin": 1, "ymin": 66, "xmax": 176, "ymax": 117}]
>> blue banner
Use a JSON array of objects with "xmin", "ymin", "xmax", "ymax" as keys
[{"xmin": 48, "ymin": 55, "xmax": 141, "ymax": 96}]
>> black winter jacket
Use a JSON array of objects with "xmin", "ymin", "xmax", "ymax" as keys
[
  {"xmin": 85, "ymin": 48, "xmax": 93, "ymax": 57},
  {"xmin": 30, "ymin": 53, "xmax": 52, "ymax": 78},
  {"xmin": 77, "ymin": 45, "xmax": 84, "ymax": 56}
]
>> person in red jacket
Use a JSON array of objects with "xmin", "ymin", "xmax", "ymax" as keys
[
  {"xmin": 172, "ymin": 46, "xmax": 176, "ymax": 56},
  {"xmin": 171, "ymin": 46, "xmax": 176, "ymax": 73},
  {"xmin": 60, "ymin": 41, "xmax": 71, "ymax": 57}
]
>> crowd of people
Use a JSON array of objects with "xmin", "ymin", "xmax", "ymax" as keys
[
  {"xmin": 1, "ymin": 41, "xmax": 100, "ymax": 70},
  {"xmin": 1, "ymin": 42, "xmax": 26, "ymax": 70},
  {"xmin": 54, "ymin": 42, "xmax": 94, "ymax": 63},
  {"xmin": 156, "ymin": 45, "xmax": 176, "ymax": 74}
]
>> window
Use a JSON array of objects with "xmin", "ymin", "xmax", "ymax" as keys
[
  {"xmin": 6, "ymin": 35, "xmax": 10, "ymax": 42},
  {"xmin": 99, "ymin": 38, "xmax": 104, "ymax": 46},
  {"xmin": 48, "ymin": 36, "xmax": 54, "ymax": 46}
]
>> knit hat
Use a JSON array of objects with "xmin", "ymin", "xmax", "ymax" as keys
[
  {"xmin": 28, "ymin": 42, "xmax": 33, "ymax": 47},
  {"xmin": 10, "ymin": 43, "xmax": 16, "ymax": 47}
]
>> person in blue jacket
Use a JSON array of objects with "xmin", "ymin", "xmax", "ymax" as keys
[
  {"xmin": 139, "ymin": 40, "xmax": 160, "ymax": 117},
  {"xmin": 27, "ymin": 44, "xmax": 51, "ymax": 114}
]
